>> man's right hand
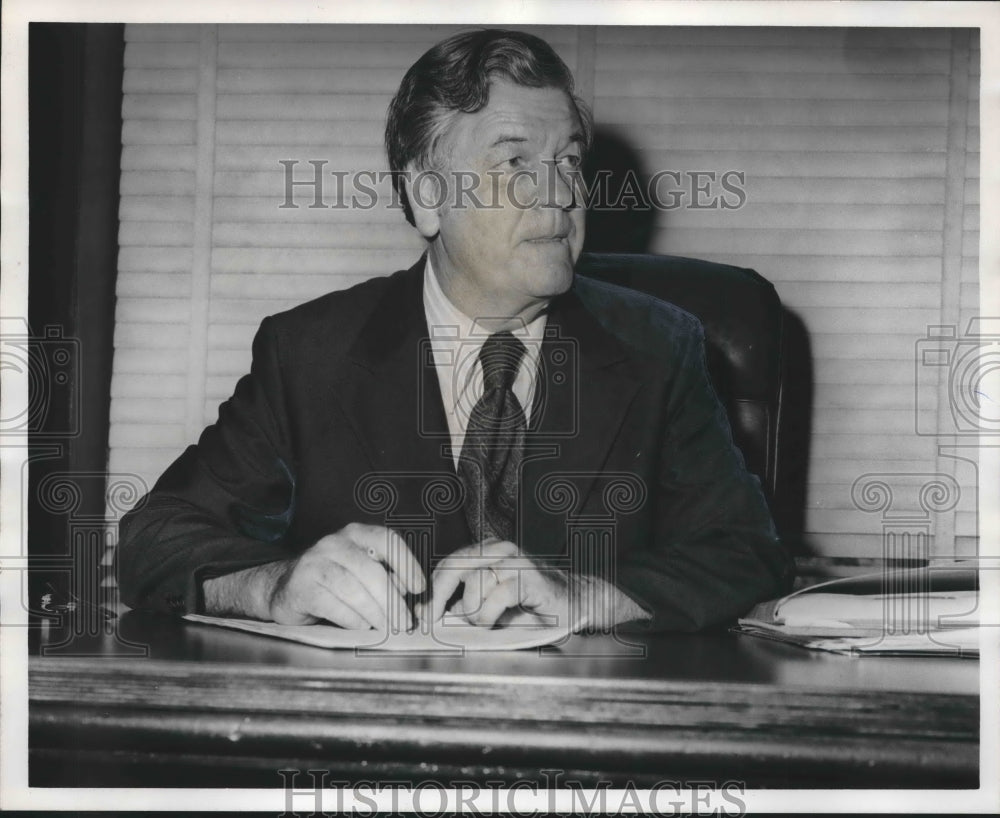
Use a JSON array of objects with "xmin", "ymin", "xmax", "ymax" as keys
[{"xmin": 202, "ymin": 523, "xmax": 425, "ymax": 631}]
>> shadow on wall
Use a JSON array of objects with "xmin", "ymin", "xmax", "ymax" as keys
[
  {"xmin": 583, "ymin": 126, "xmax": 657, "ymax": 254},
  {"xmin": 581, "ymin": 125, "xmax": 814, "ymax": 555}
]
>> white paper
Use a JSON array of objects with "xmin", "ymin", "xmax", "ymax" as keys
[
  {"xmin": 777, "ymin": 590, "xmax": 980, "ymax": 629},
  {"xmin": 183, "ymin": 613, "xmax": 577, "ymax": 651},
  {"xmin": 808, "ymin": 627, "xmax": 982, "ymax": 656}
]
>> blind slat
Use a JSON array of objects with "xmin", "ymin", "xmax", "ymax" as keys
[
  {"xmin": 119, "ymin": 247, "xmax": 194, "ymax": 273},
  {"xmin": 595, "ymin": 72, "xmax": 951, "ymax": 100},
  {"xmin": 121, "ymin": 146, "xmax": 198, "ymax": 171},
  {"xmin": 122, "ymin": 94, "xmax": 198, "ymax": 120},
  {"xmin": 808, "ymin": 333, "xmax": 940, "ymax": 360},
  {"xmin": 123, "ymin": 69, "xmax": 200, "ymax": 94},
  {"xmin": 661, "ymin": 205, "xmax": 945, "ymax": 232},
  {"xmin": 597, "ymin": 27, "xmax": 951, "ymax": 50},
  {"xmin": 113, "ymin": 348, "xmax": 189, "ymax": 375},
  {"xmin": 119, "ymin": 194, "xmax": 195, "ymax": 221},
  {"xmin": 211, "ymin": 248, "xmax": 422, "ymax": 275},
  {"xmin": 116, "ymin": 300, "xmax": 192, "ymax": 324},
  {"xmin": 777, "ymin": 282, "xmax": 941, "ymax": 309},
  {"xmin": 216, "ymin": 93, "xmax": 393, "ymax": 120},
  {"xmin": 804, "ymin": 459, "xmax": 943, "ymax": 484},
  {"xmin": 213, "ymin": 197, "xmax": 411, "ymax": 225},
  {"xmin": 805, "ymin": 486, "xmax": 978, "ymax": 514},
  {"xmin": 812, "ymin": 410, "xmax": 927, "ymax": 435},
  {"xmin": 635, "ymin": 150, "xmax": 945, "ymax": 178},
  {"xmin": 210, "ymin": 272, "xmax": 400, "ymax": 300},
  {"xmin": 219, "ymin": 24, "xmax": 579, "ymax": 44},
  {"xmin": 217, "ymin": 42, "xmax": 576, "ymax": 70},
  {"xmin": 807, "ymin": 510, "xmax": 925, "ymax": 535},
  {"xmin": 813, "ymin": 362, "xmax": 925, "ymax": 385},
  {"xmin": 711, "ymin": 177, "xmax": 946, "ymax": 205},
  {"xmin": 217, "ymin": 68, "xmax": 407, "ymax": 94},
  {"xmin": 119, "ymin": 221, "xmax": 194, "ymax": 247},
  {"xmin": 813, "ymin": 383, "xmax": 935, "ymax": 411},
  {"xmin": 656, "ymin": 230, "xmax": 944, "ymax": 257},
  {"xmin": 811, "ymin": 436, "xmax": 939, "ymax": 461},
  {"xmin": 120, "ymin": 172, "xmax": 196, "ymax": 196},
  {"xmin": 124, "ymin": 41, "xmax": 200, "ymax": 68},
  {"xmin": 597, "ymin": 98, "xmax": 947, "ymax": 126},
  {"xmin": 212, "ymin": 223, "xmax": 439, "ymax": 250},
  {"xmin": 110, "ymin": 374, "xmax": 188, "ymax": 397},
  {"xmin": 109, "ymin": 424, "xmax": 188, "ymax": 448},
  {"xmin": 215, "ymin": 147, "xmax": 386, "ymax": 170},
  {"xmin": 122, "ymin": 120, "xmax": 197, "ymax": 145},
  {"xmin": 110, "ymin": 398, "xmax": 187, "ymax": 424},
  {"xmin": 124, "ymin": 24, "xmax": 204, "ymax": 43},
  {"xmin": 606, "ymin": 124, "xmax": 947, "ymax": 153},
  {"xmin": 216, "ymin": 119, "xmax": 383, "ymax": 145},
  {"xmin": 597, "ymin": 47, "xmax": 950, "ymax": 74},
  {"xmin": 114, "ymin": 324, "xmax": 188, "ymax": 351}
]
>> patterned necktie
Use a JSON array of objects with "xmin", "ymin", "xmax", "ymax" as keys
[{"xmin": 458, "ymin": 331, "xmax": 528, "ymax": 543}]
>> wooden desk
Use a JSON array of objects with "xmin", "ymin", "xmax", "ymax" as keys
[{"xmin": 29, "ymin": 611, "xmax": 979, "ymax": 789}]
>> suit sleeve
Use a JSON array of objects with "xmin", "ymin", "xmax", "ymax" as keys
[
  {"xmin": 116, "ymin": 317, "xmax": 298, "ymax": 615},
  {"xmin": 614, "ymin": 321, "xmax": 795, "ymax": 632}
]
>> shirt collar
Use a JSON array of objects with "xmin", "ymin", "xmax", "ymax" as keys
[{"xmin": 422, "ymin": 254, "xmax": 548, "ymax": 420}]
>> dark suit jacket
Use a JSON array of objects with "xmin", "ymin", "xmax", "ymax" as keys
[{"xmin": 117, "ymin": 256, "xmax": 793, "ymax": 631}]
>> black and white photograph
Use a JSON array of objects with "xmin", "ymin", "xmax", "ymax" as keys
[{"xmin": 1, "ymin": 0, "xmax": 997, "ymax": 813}]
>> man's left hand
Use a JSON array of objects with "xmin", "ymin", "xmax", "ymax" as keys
[
  {"xmin": 423, "ymin": 539, "xmax": 574, "ymax": 629},
  {"xmin": 422, "ymin": 538, "xmax": 650, "ymax": 631}
]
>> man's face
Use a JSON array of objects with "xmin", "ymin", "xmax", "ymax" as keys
[{"xmin": 414, "ymin": 78, "xmax": 586, "ymax": 323}]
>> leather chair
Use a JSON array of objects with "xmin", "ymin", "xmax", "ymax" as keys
[{"xmin": 576, "ymin": 252, "xmax": 784, "ymax": 502}]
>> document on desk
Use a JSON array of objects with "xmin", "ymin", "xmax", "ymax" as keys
[
  {"xmin": 183, "ymin": 614, "xmax": 576, "ymax": 651},
  {"xmin": 733, "ymin": 564, "xmax": 982, "ymax": 657}
]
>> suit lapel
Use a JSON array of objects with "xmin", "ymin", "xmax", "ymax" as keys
[
  {"xmin": 337, "ymin": 256, "xmax": 445, "ymax": 468},
  {"xmin": 333, "ymin": 256, "xmax": 471, "ymax": 562},
  {"xmin": 521, "ymin": 283, "xmax": 643, "ymax": 557}
]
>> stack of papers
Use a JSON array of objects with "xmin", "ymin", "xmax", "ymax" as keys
[{"xmin": 734, "ymin": 565, "xmax": 981, "ymax": 657}]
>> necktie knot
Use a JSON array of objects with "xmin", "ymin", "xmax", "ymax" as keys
[{"xmin": 479, "ymin": 331, "xmax": 526, "ymax": 393}]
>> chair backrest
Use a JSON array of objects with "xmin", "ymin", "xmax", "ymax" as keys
[{"xmin": 576, "ymin": 252, "xmax": 784, "ymax": 500}]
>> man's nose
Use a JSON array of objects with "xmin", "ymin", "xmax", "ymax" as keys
[{"xmin": 541, "ymin": 161, "xmax": 578, "ymax": 210}]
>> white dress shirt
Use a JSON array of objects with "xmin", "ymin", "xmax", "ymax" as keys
[{"xmin": 422, "ymin": 255, "xmax": 547, "ymax": 468}]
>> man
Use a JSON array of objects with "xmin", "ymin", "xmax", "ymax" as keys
[{"xmin": 118, "ymin": 29, "xmax": 793, "ymax": 633}]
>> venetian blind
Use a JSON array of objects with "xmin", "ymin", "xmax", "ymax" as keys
[
  {"xmin": 110, "ymin": 24, "xmax": 980, "ymax": 562},
  {"xmin": 590, "ymin": 26, "xmax": 980, "ymax": 559}
]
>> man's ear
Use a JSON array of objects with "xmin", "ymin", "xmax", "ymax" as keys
[{"xmin": 403, "ymin": 162, "xmax": 444, "ymax": 239}]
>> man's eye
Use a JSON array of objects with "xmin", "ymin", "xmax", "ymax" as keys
[
  {"xmin": 504, "ymin": 156, "xmax": 525, "ymax": 169},
  {"xmin": 560, "ymin": 154, "xmax": 581, "ymax": 169}
]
